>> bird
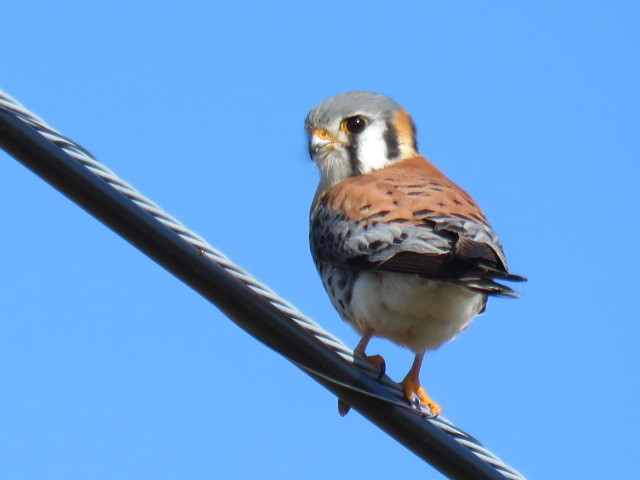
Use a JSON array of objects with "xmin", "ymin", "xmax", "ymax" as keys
[{"xmin": 305, "ymin": 91, "xmax": 525, "ymax": 416}]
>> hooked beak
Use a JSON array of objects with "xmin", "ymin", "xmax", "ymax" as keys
[{"xmin": 309, "ymin": 128, "xmax": 339, "ymax": 159}]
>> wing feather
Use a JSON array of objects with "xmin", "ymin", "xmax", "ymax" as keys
[{"xmin": 310, "ymin": 157, "xmax": 526, "ymax": 296}]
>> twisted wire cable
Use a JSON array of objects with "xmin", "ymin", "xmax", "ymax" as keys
[{"xmin": 0, "ymin": 89, "xmax": 525, "ymax": 480}]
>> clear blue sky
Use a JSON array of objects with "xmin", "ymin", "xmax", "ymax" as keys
[{"xmin": 1, "ymin": 2, "xmax": 638, "ymax": 479}]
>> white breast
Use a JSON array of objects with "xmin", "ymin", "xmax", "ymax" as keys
[{"xmin": 347, "ymin": 271, "xmax": 486, "ymax": 351}]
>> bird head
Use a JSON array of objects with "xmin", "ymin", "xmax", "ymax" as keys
[{"xmin": 305, "ymin": 91, "xmax": 419, "ymax": 192}]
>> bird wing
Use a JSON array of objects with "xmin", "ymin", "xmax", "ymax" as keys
[{"xmin": 310, "ymin": 157, "xmax": 525, "ymax": 297}]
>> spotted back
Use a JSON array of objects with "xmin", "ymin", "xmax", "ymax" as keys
[{"xmin": 310, "ymin": 156, "xmax": 525, "ymax": 296}]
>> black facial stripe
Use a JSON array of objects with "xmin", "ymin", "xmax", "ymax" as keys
[
  {"xmin": 346, "ymin": 141, "xmax": 361, "ymax": 176},
  {"xmin": 384, "ymin": 121, "xmax": 400, "ymax": 160}
]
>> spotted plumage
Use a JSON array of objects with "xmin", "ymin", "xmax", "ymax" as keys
[{"xmin": 306, "ymin": 91, "xmax": 525, "ymax": 415}]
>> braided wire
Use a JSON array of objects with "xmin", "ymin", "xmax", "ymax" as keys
[{"xmin": 0, "ymin": 89, "xmax": 525, "ymax": 480}]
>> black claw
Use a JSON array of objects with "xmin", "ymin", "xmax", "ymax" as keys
[
  {"xmin": 376, "ymin": 359, "xmax": 386, "ymax": 381},
  {"xmin": 338, "ymin": 399, "xmax": 351, "ymax": 416}
]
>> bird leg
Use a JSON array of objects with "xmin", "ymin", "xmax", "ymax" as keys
[
  {"xmin": 401, "ymin": 350, "xmax": 441, "ymax": 415},
  {"xmin": 338, "ymin": 330, "xmax": 386, "ymax": 416},
  {"xmin": 353, "ymin": 331, "xmax": 386, "ymax": 377}
]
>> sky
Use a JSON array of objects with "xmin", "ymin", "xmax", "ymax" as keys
[{"xmin": 1, "ymin": 2, "xmax": 639, "ymax": 479}]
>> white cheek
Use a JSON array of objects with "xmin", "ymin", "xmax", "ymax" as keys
[{"xmin": 357, "ymin": 122, "xmax": 389, "ymax": 174}]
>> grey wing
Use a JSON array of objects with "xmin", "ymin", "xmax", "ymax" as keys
[{"xmin": 310, "ymin": 203, "xmax": 525, "ymax": 297}]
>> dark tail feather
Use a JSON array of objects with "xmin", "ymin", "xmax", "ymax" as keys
[
  {"xmin": 476, "ymin": 265, "xmax": 528, "ymax": 283},
  {"xmin": 460, "ymin": 277, "xmax": 522, "ymax": 298}
]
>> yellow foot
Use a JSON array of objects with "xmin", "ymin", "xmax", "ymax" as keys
[
  {"xmin": 401, "ymin": 378, "xmax": 442, "ymax": 415},
  {"xmin": 363, "ymin": 354, "xmax": 386, "ymax": 379},
  {"xmin": 338, "ymin": 354, "xmax": 386, "ymax": 417}
]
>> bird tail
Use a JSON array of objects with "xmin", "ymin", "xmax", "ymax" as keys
[{"xmin": 460, "ymin": 274, "xmax": 526, "ymax": 298}]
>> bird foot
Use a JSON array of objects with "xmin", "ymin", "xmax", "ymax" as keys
[
  {"xmin": 338, "ymin": 399, "xmax": 351, "ymax": 417},
  {"xmin": 338, "ymin": 353, "xmax": 386, "ymax": 416},
  {"xmin": 362, "ymin": 354, "xmax": 386, "ymax": 380},
  {"xmin": 401, "ymin": 377, "xmax": 441, "ymax": 416}
]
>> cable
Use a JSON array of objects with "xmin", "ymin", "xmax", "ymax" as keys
[{"xmin": 0, "ymin": 89, "xmax": 526, "ymax": 480}]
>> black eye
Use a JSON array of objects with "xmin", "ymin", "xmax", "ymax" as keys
[{"xmin": 345, "ymin": 116, "xmax": 367, "ymax": 134}]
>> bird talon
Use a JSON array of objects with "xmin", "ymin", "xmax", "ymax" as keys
[
  {"xmin": 364, "ymin": 354, "xmax": 386, "ymax": 380},
  {"xmin": 401, "ymin": 372, "xmax": 442, "ymax": 415},
  {"xmin": 414, "ymin": 386, "xmax": 442, "ymax": 415},
  {"xmin": 338, "ymin": 399, "xmax": 351, "ymax": 416},
  {"xmin": 338, "ymin": 353, "xmax": 385, "ymax": 417}
]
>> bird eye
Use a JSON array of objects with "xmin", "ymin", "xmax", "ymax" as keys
[{"xmin": 344, "ymin": 116, "xmax": 367, "ymax": 135}]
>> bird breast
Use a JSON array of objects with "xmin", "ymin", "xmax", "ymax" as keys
[{"xmin": 342, "ymin": 269, "xmax": 486, "ymax": 352}]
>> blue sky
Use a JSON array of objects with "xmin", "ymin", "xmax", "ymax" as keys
[{"xmin": 1, "ymin": 2, "xmax": 639, "ymax": 479}]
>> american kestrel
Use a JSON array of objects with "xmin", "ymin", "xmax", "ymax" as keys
[{"xmin": 306, "ymin": 91, "xmax": 525, "ymax": 415}]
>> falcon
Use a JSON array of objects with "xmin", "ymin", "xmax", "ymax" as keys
[{"xmin": 306, "ymin": 91, "xmax": 525, "ymax": 415}]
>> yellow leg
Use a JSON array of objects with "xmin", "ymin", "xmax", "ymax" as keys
[
  {"xmin": 338, "ymin": 330, "xmax": 385, "ymax": 416},
  {"xmin": 400, "ymin": 351, "xmax": 441, "ymax": 415},
  {"xmin": 353, "ymin": 332, "xmax": 385, "ymax": 374}
]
